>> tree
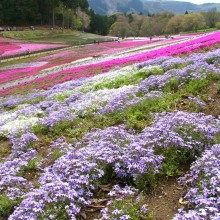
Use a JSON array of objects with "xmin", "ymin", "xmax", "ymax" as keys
[
  {"xmin": 0, "ymin": 2, "xmax": 4, "ymax": 25},
  {"xmin": 165, "ymin": 14, "xmax": 184, "ymax": 34},
  {"xmin": 129, "ymin": 14, "xmax": 144, "ymax": 37},
  {"xmin": 183, "ymin": 13, "xmax": 205, "ymax": 32},
  {"xmin": 62, "ymin": 0, "xmax": 88, "ymax": 12},
  {"xmin": 109, "ymin": 14, "xmax": 131, "ymax": 38},
  {"xmin": 139, "ymin": 16, "xmax": 154, "ymax": 36},
  {"xmin": 60, "ymin": 0, "xmax": 89, "ymax": 29},
  {"xmin": 1, "ymin": 0, "xmax": 37, "ymax": 25},
  {"xmin": 89, "ymin": 10, "xmax": 108, "ymax": 35},
  {"xmin": 205, "ymin": 8, "xmax": 220, "ymax": 28},
  {"xmin": 76, "ymin": 7, "xmax": 90, "ymax": 31},
  {"xmin": 50, "ymin": 0, "xmax": 60, "ymax": 27}
]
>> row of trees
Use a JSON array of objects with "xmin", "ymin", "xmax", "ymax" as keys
[
  {"xmin": 108, "ymin": 9, "xmax": 220, "ymax": 38},
  {"xmin": 0, "ymin": 0, "xmax": 220, "ymax": 36},
  {"xmin": 0, "ymin": 0, "xmax": 89, "ymax": 27}
]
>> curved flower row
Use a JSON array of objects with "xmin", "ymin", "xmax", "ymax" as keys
[
  {"xmin": 1, "ymin": 31, "xmax": 219, "ymax": 96},
  {"xmin": 0, "ymin": 39, "xmax": 158, "ymax": 86},
  {"xmin": 0, "ymin": 48, "xmax": 220, "ymax": 136},
  {"xmin": 6, "ymin": 111, "xmax": 220, "ymax": 219},
  {"xmin": 0, "ymin": 46, "xmax": 219, "ymax": 219}
]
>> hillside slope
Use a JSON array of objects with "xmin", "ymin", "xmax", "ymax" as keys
[{"xmin": 88, "ymin": 0, "xmax": 220, "ymax": 15}]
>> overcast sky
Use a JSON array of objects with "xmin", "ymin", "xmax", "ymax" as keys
[{"xmin": 174, "ymin": 0, "xmax": 220, "ymax": 4}]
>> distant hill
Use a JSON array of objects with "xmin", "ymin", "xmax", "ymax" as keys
[{"xmin": 88, "ymin": 0, "xmax": 220, "ymax": 15}]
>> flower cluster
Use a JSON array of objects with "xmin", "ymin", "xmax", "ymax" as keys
[
  {"xmin": 0, "ymin": 150, "xmax": 37, "ymax": 200},
  {"xmin": 100, "ymin": 185, "xmax": 144, "ymax": 220},
  {"xmin": 2, "ymin": 43, "xmax": 66, "ymax": 56},
  {"xmin": 174, "ymin": 144, "xmax": 220, "ymax": 220}
]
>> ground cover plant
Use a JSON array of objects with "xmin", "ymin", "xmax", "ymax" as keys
[
  {"xmin": 0, "ymin": 38, "xmax": 160, "ymax": 89},
  {"xmin": 0, "ymin": 38, "xmax": 67, "ymax": 57},
  {"xmin": 1, "ymin": 30, "xmax": 108, "ymax": 45},
  {"xmin": 1, "ymin": 31, "xmax": 219, "ymax": 96},
  {"xmin": 0, "ymin": 38, "xmax": 219, "ymax": 219}
]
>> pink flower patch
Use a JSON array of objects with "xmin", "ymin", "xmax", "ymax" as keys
[{"xmin": 3, "ymin": 43, "xmax": 66, "ymax": 56}]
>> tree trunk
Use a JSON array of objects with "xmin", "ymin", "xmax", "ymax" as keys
[
  {"xmin": 52, "ymin": 8, "xmax": 55, "ymax": 27},
  {"xmin": 62, "ymin": 6, "xmax": 65, "ymax": 32}
]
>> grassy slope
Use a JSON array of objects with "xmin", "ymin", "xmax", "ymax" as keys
[{"xmin": 2, "ymin": 29, "xmax": 111, "ymax": 45}]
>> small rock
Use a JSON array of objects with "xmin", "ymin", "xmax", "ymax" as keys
[{"xmin": 179, "ymin": 197, "xmax": 188, "ymax": 205}]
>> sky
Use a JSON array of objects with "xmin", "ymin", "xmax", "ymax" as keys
[{"xmin": 174, "ymin": 0, "xmax": 220, "ymax": 4}]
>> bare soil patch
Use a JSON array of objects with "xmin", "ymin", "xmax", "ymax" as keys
[{"xmin": 145, "ymin": 178, "xmax": 184, "ymax": 220}]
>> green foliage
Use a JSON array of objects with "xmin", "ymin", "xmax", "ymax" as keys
[
  {"xmin": 0, "ymin": 134, "xmax": 8, "ymax": 142},
  {"xmin": 32, "ymin": 124, "xmax": 50, "ymax": 135},
  {"xmin": 52, "ymin": 93, "xmax": 70, "ymax": 102},
  {"xmin": 156, "ymin": 146, "xmax": 195, "ymax": 177},
  {"xmin": 163, "ymin": 77, "xmax": 180, "ymax": 93},
  {"xmin": 116, "ymin": 96, "xmax": 169, "ymax": 131},
  {"xmin": 105, "ymin": 194, "xmax": 153, "ymax": 220},
  {"xmin": 125, "ymin": 107, "xmax": 152, "ymax": 132},
  {"xmin": 216, "ymin": 21, "xmax": 220, "ymax": 30},
  {"xmin": 38, "ymin": 202, "xmax": 70, "ymax": 220},
  {"xmin": 188, "ymin": 99, "xmax": 206, "ymax": 113},
  {"xmin": 161, "ymin": 148, "xmax": 188, "ymax": 177},
  {"xmin": 21, "ymin": 157, "xmax": 41, "ymax": 173},
  {"xmin": 98, "ymin": 164, "xmax": 116, "ymax": 185},
  {"xmin": 89, "ymin": 10, "xmax": 109, "ymax": 35},
  {"xmin": 17, "ymin": 157, "xmax": 41, "ymax": 180},
  {"xmin": 184, "ymin": 72, "xmax": 220, "ymax": 96},
  {"xmin": 52, "ymin": 121, "xmax": 76, "ymax": 136},
  {"xmin": 26, "ymin": 96, "xmax": 45, "ymax": 105},
  {"xmin": 0, "ymin": 194, "xmax": 20, "ymax": 217},
  {"xmin": 206, "ymin": 58, "xmax": 215, "ymax": 64},
  {"xmin": 134, "ymin": 171, "xmax": 157, "ymax": 191},
  {"xmin": 0, "ymin": 0, "xmax": 89, "ymax": 26},
  {"xmin": 185, "ymin": 78, "xmax": 210, "ymax": 95},
  {"xmin": 50, "ymin": 149, "xmax": 65, "ymax": 163},
  {"xmin": 93, "ymin": 75, "xmax": 136, "ymax": 90},
  {"xmin": 137, "ymin": 66, "xmax": 164, "ymax": 76}
]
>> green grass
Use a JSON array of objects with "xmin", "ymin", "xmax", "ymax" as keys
[
  {"xmin": 0, "ymin": 194, "xmax": 20, "ymax": 217},
  {"xmin": 179, "ymin": 27, "xmax": 217, "ymax": 34},
  {"xmin": 2, "ymin": 29, "xmax": 110, "ymax": 45}
]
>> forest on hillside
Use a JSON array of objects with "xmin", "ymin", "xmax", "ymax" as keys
[{"xmin": 0, "ymin": 0, "xmax": 220, "ymax": 36}]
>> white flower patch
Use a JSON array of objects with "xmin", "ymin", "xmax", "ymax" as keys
[
  {"xmin": 46, "ymin": 64, "xmax": 161, "ymax": 102},
  {"xmin": 47, "ymin": 66, "xmax": 138, "ymax": 100},
  {"xmin": 0, "ymin": 112, "xmax": 18, "ymax": 126},
  {"xmin": 0, "ymin": 116, "xmax": 40, "ymax": 136},
  {"xmin": 69, "ymin": 85, "xmax": 137, "ymax": 113},
  {"xmin": 16, "ymin": 103, "xmax": 31, "ymax": 110},
  {"xmin": 0, "ymin": 104, "xmax": 44, "ymax": 134}
]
